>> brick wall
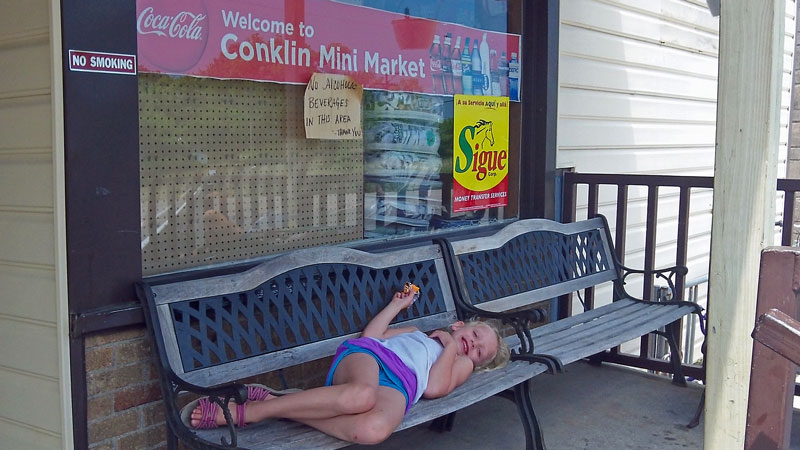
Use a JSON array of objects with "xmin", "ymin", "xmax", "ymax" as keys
[
  {"xmin": 83, "ymin": 325, "xmax": 332, "ymax": 449},
  {"xmin": 85, "ymin": 326, "xmax": 166, "ymax": 450}
]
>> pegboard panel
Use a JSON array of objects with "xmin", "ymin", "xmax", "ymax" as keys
[{"xmin": 139, "ymin": 74, "xmax": 363, "ymax": 275}]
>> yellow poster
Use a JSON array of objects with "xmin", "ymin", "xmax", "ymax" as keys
[{"xmin": 452, "ymin": 95, "xmax": 510, "ymax": 213}]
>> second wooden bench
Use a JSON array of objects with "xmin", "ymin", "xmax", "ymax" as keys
[{"xmin": 437, "ymin": 215, "xmax": 703, "ymax": 449}]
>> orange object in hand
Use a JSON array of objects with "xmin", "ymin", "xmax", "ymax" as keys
[{"xmin": 403, "ymin": 282, "xmax": 420, "ymax": 300}]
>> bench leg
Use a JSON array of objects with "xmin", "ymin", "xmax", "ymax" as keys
[
  {"xmin": 687, "ymin": 390, "xmax": 705, "ymax": 428},
  {"xmin": 655, "ymin": 321, "xmax": 687, "ymax": 386},
  {"xmin": 515, "ymin": 381, "xmax": 547, "ymax": 450},
  {"xmin": 166, "ymin": 430, "xmax": 178, "ymax": 450},
  {"xmin": 429, "ymin": 412, "xmax": 457, "ymax": 432},
  {"xmin": 587, "ymin": 351, "xmax": 605, "ymax": 366}
]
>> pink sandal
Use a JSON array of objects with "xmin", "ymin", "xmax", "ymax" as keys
[{"xmin": 180, "ymin": 384, "xmax": 281, "ymax": 429}]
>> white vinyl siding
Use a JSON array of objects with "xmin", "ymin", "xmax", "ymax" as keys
[
  {"xmin": 557, "ymin": 0, "xmax": 795, "ymax": 359},
  {"xmin": 0, "ymin": 1, "xmax": 70, "ymax": 449}
]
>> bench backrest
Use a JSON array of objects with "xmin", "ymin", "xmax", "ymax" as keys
[
  {"xmin": 447, "ymin": 217, "xmax": 619, "ymax": 313},
  {"xmin": 139, "ymin": 244, "xmax": 457, "ymax": 387}
]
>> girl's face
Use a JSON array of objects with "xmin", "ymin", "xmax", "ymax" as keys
[{"xmin": 450, "ymin": 322, "xmax": 498, "ymax": 367}]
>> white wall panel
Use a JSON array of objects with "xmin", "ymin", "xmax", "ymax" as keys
[
  {"xmin": 0, "ymin": 369, "xmax": 60, "ymax": 434},
  {"xmin": 559, "ymin": 119, "xmax": 715, "ymax": 148},
  {"xmin": 0, "ymin": 1, "xmax": 67, "ymax": 448},
  {"xmin": 559, "ymin": 146, "xmax": 715, "ymax": 173},
  {"xmin": 0, "ymin": 318, "xmax": 58, "ymax": 377},
  {"xmin": 560, "ymin": 55, "xmax": 718, "ymax": 100},
  {"xmin": 0, "ymin": 266, "xmax": 56, "ymax": 322},
  {"xmin": 0, "ymin": 419, "xmax": 61, "ymax": 450},
  {"xmin": 0, "ymin": 211, "xmax": 55, "ymax": 266},
  {"xmin": 0, "ymin": 153, "xmax": 53, "ymax": 209},
  {"xmin": 0, "ymin": 96, "xmax": 52, "ymax": 150},
  {"xmin": 561, "ymin": 0, "xmax": 718, "ymax": 54},
  {"xmin": 0, "ymin": 1, "xmax": 48, "ymax": 36},
  {"xmin": 602, "ymin": 0, "xmax": 719, "ymax": 31},
  {"xmin": 561, "ymin": 25, "xmax": 718, "ymax": 77},
  {"xmin": 0, "ymin": 40, "xmax": 50, "ymax": 97},
  {"xmin": 560, "ymin": 89, "xmax": 717, "ymax": 122}
]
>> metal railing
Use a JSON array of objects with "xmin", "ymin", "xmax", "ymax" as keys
[
  {"xmin": 562, "ymin": 173, "xmax": 713, "ymax": 380},
  {"xmin": 561, "ymin": 173, "xmax": 800, "ymax": 382}
]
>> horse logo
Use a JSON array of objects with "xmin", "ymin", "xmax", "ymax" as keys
[{"xmin": 474, "ymin": 119, "xmax": 494, "ymax": 149}]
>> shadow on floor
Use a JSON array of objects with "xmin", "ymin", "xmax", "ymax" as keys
[{"xmin": 353, "ymin": 361, "xmax": 705, "ymax": 450}]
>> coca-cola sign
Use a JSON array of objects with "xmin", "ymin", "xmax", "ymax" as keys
[
  {"xmin": 137, "ymin": 0, "xmax": 521, "ymax": 99},
  {"xmin": 137, "ymin": 0, "xmax": 208, "ymax": 72},
  {"xmin": 137, "ymin": 7, "xmax": 205, "ymax": 40}
]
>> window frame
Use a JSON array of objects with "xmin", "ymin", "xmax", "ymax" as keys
[{"xmin": 64, "ymin": 0, "xmax": 558, "ymax": 331}]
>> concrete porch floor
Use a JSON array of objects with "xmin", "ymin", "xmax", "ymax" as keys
[{"xmin": 351, "ymin": 361, "xmax": 797, "ymax": 450}]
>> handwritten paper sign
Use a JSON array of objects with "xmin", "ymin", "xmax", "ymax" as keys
[{"xmin": 304, "ymin": 73, "xmax": 363, "ymax": 140}]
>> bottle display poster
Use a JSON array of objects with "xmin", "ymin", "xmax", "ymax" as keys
[
  {"xmin": 304, "ymin": 73, "xmax": 363, "ymax": 140},
  {"xmin": 452, "ymin": 94, "xmax": 509, "ymax": 213},
  {"xmin": 136, "ymin": 0, "xmax": 522, "ymax": 100}
]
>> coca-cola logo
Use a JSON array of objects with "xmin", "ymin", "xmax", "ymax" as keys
[
  {"xmin": 136, "ymin": 0, "xmax": 209, "ymax": 72},
  {"xmin": 137, "ymin": 7, "xmax": 206, "ymax": 40}
]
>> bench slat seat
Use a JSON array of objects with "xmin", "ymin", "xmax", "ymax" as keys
[
  {"xmin": 193, "ymin": 355, "xmax": 548, "ymax": 449},
  {"xmin": 498, "ymin": 299, "xmax": 697, "ymax": 366}
]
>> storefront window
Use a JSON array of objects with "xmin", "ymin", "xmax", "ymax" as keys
[{"xmin": 138, "ymin": 0, "xmax": 521, "ymax": 275}]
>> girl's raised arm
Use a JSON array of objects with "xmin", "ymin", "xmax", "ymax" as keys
[{"xmin": 360, "ymin": 289, "xmax": 417, "ymax": 339}]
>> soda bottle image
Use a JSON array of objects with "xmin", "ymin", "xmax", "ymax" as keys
[
  {"xmin": 451, "ymin": 36, "xmax": 463, "ymax": 94},
  {"xmin": 490, "ymin": 50, "xmax": 501, "ymax": 96},
  {"xmin": 461, "ymin": 37, "xmax": 472, "ymax": 95},
  {"xmin": 429, "ymin": 35, "xmax": 442, "ymax": 94},
  {"xmin": 441, "ymin": 33, "xmax": 454, "ymax": 95},
  {"xmin": 508, "ymin": 52, "xmax": 520, "ymax": 101},
  {"xmin": 498, "ymin": 51, "xmax": 509, "ymax": 97},
  {"xmin": 479, "ymin": 33, "xmax": 491, "ymax": 95},
  {"xmin": 471, "ymin": 37, "xmax": 482, "ymax": 95}
]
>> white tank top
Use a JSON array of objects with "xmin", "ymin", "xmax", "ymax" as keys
[{"xmin": 370, "ymin": 331, "xmax": 443, "ymax": 403}]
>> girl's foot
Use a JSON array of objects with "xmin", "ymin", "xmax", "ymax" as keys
[{"xmin": 187, "ymin": 385, "xmax": 274, "ymax": 429}]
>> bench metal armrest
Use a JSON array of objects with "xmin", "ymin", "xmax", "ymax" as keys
[
  {"xmin": 168, "ymin": 375, "xmax": 249, "ymax": 448},
  {"xmin": 176, "ymin": 379, "xmax": 249, "ymax": 405},
  {"xmin": 618, "ymin": 263, "xmax": 688, "ymax": 302},
  {"xmin": 454, "ymin": 301, "xmax": 548, "ymax": 358}
]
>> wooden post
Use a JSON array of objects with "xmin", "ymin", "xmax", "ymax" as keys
[
  {"xmin": 744, "ymin": 249, "xmax": 800, "ymax": 449},
  {"xmin": 705, "ymin": 1, "xmax": 785, "ymax": 448}
]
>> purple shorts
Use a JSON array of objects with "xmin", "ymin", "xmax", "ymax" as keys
[{"xmin": 325, "ymin": 337, "xmax": 418, "ymax": 413}]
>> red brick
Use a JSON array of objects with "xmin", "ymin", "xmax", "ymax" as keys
[
  {"xmin": 118, "ymin": 426, "xmax": 166, "ymax": 450},
  {"xmin": 88, "ymin": 409, "xmax": 139, "ymax": 444},
  {"xmin": 115, "ymin": 338, "xmax": 152, "ymax": 365},
  {"xmin": 148, "ymin": 360, "xmax": 161, "ymax": 380},
  {"xmin": 142, "ymin": 401, "xmax": 166, "ymax": 427},
  {"xmin": 86, "ymin": 326, "xmax": 146, "ymax": 348},
  {"xmin": 85, "ymin": 346, "xmax": 114, "ymax": 372},
  {"xmin": 87, "ymin": 394, "xmax": 114, "ymax": 422},
  {"xmin": 87, "ymin": 363, "xmax": 147, "ymax": 396},
  {"xmin": 88, "ymin": 443, "xmax": 113, "ymax": 450},
  {"xmin": 115, "ymin": 382, "xmax": 162, "ymax": 411}
]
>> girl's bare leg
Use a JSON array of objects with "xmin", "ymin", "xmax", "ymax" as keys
[
  {"xmin": 297, "ymin": 385, "xmax": 406, "ymax": 445},
  {"xmin": 190, "ymin": 352, "xmax": 383, "ymax": 426}
]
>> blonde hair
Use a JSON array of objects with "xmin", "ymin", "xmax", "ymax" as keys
[{"xmin": 465, "ymin": 319, "xmax": 511, "ymax": 372}]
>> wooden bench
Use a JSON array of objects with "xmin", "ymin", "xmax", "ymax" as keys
[
  {"xmin": 437, "ymin": 215, "xmax": 703, "ymax": 449},
  {"xmin": 137, "ymin": 243, "xmax": 554, "ymax": 450}
]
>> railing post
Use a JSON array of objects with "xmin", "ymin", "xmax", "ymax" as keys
[
  {"xmin": 744, "ymin": 247, "xmax": 800, "ymax": 450},
  {"xmin": 559, "ymin": 172, "xmax": 577, "ymax": 319},
  {"xmin": 640, "ymin": 185, "xmax": 659, "ymax": 359}
]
